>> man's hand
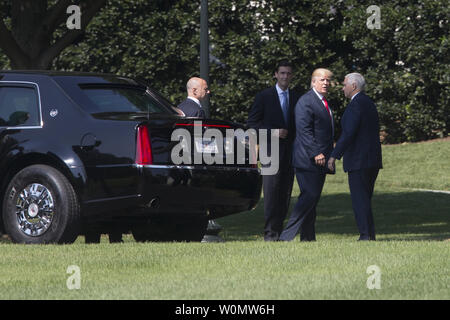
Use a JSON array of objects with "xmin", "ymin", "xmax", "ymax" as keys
[
  {"xmin": 273, "ymin": 129, "xmax": 288, "ymax": 139},
  {"xmin": 314, "ymin": 153, "xmax": 326, "ymax": 166},
  {"xmin": 327, "ymin": 157, "xmax": 336, "ymax": 172}
]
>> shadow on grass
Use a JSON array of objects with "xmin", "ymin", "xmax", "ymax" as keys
[
  {"xmin": 217, "ymin": 191, "xmax": 450, "ymax": 242},
  {"xmin": 1, "ymin": 191, "xmax": 448, "ymax": 244},
  {"xmin": 0, "ymin": 235, "xmax": 10, "ymax": 244}
]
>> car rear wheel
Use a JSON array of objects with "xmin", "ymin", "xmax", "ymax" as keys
[
  {"xmin": 2, "ymin": 165, "xmax": 80, "ymax": 244},
  {"xmin": 132, "ymin": 216, "xmax": 208, "ymax": 242}
]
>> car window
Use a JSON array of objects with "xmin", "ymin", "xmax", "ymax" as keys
[
  {"xmin": 53, "ymin": 76, "xmax": 177, "ymax": 115},
  {"xmin": 81, "ymin": 87, "xmax": 167, "ymax": 114},
  {"xmin": 74, "ymin": 84, "xmax": 176, "ymax": 115},
  {"xmin": 0, "ymin": 85, "xmax": 40, "ymax": 127}
]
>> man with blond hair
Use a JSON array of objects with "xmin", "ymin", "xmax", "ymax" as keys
[{"xmin": 279, "ymin": 68, "xmax": 335, "ymax": 241}]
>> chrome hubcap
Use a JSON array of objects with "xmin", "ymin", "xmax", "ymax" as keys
[{"xmin": 15, "ymin": 183, "xmax": 55, "ymax": 237}]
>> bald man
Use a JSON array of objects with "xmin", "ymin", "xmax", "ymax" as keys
[
  {"xmin": 178, "ymin": 77, "xmax": 210, "ymax": 118},
  {"xmin": 279, "ymin": 68, "xmax": 335, "ymax": 241}
]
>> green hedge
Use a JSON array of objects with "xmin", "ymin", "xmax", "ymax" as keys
[{"xmin": 1, "ymin": 0, "xmax": 448, "ymax": 143}]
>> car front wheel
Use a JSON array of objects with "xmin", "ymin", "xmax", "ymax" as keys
[{"xmin": 2, "ymin": 165, "xmax": 80, "ymax": 244}]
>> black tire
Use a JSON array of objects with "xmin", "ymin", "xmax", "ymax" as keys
[
  {"xmin": 132, "ymin": 216, "xmax": 208, "ymax": 242},
  {"xmin": 2, "ymin": 165, "xmax": 80, "ymax": 244}
]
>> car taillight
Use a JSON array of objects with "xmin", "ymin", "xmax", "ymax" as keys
[{"xmin": 135, "ymin": 125, "xmax": 153, "ymax": 165}]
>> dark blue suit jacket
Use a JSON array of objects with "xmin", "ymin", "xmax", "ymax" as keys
[
  {"xmin": 247, "ymin": 86, "xmax": 299, "ymax": 142},
  {"xmin": 292, "ymin": 89, "xmax": 334, "ymax": 172},
  {"xmin": 247, "ymin": 86, "xmax": 299, "ymax": 164},
  {"xmin": 330, "ymin": 92, "xmax": 382, "ymax": 172},
  {"xmin": 178, "ymin": 98, "xmax": 206, "ymax": 118}
]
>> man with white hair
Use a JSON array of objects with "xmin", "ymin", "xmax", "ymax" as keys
[{"xmin": 328, "ymin": 73, "xmax": 382, "ymax": 241}]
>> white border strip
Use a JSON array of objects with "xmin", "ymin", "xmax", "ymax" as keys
[{"xmin": 411, "ymin": 188, "xmax": 450, "ymax": 195}]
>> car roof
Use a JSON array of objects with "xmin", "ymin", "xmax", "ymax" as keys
[
  {"xmin": 0, "ymin": 70, "xmax": 144, "ymax": 86},
  {"xmin": 0, "ymin": 70, "xmax": 117, "ymax": 77}
]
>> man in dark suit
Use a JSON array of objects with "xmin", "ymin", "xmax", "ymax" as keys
[
  {"xmin": 328, "ymin": 73, "xmax": 382, "ymax": 241},
  {"xmin": 178, "ymin": 77, "xmax": 210, "ymax": 118},
  {"xmin": 247, "ymin": 60, "xmax": 300, "ymax": 241},
  {"xmin": 279, "ymin": 68, "xmax": 335, "ymax": 241},
  {"xmin": 178, "ymin": 77, "xmax": 223, "ymax": 239}
]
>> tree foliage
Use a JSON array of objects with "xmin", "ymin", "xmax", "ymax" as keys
[
  {"xmin": 0, "ymin": 0, "xmax": 106, "ymax": 69},
  {"xmin": 335, "ymin": 0, "xmax": 449, "ymax": 142},
  {"xmin": 0, "ymin": 0, "xmax": 448, "ymax": 142},
  {"xmin": 53, "ymin": 0, "xmax": 199, "ymax": 104}
]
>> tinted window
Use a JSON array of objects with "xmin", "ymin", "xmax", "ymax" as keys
[
  {"xmin": 0, "ymin": 85, "xmax": 40, "ymax": 127},
  {"xmin": 53, "ymin": 76, "xmax": 176, "ymax": 115},
  {"xmin": 81, "ymin": 86, "xmax": 168, "ymax": 114}
]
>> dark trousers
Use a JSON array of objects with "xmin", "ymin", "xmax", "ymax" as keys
[
  {"xmin": 263, "ymin": 146, "xmax": 294, "ymax": 241},
  {"xmin": 348, "ymin": 168, "xmax": 379, "ymax": 240},
  {"xmin": 279, "ymin": 169, "xmax": 326, "ymax": 241}
]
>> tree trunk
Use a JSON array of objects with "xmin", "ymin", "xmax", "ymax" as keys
[{"xmin": 0, "ymin": 0, "xmax": 106, "ymax": 70}]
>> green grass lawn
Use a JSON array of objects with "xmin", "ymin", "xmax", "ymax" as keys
[{"xmin": 0, "ymin": 139, "xmax": 449, "ymax": 300}]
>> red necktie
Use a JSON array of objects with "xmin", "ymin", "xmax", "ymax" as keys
[{"xmin": 322, "ymin": 97, "xmax": 331, "ymax": 119}]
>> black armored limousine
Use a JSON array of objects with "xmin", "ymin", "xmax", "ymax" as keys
[{"xmin": 0, "ymin": 71, "xmax": 262, "ymax": 244}]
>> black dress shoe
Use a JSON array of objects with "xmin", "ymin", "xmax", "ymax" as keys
[
  {"xmin": 358, "ymin": 237, "xmax": 376, "ymax": 241},
  {"xmin": 206, "ymin": 220, "xmax": 222, "ymax": 236},
  {"xmin": 300, "ymin": 235, "xmax": 316, "ymax": 242}
]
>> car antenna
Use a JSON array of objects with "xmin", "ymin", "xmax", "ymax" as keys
[{"xmin": 146, "ymin": 88, "xmax": 151, "ymax": 121}]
